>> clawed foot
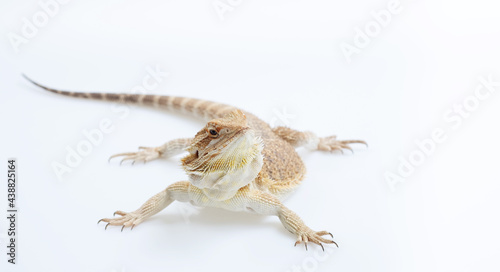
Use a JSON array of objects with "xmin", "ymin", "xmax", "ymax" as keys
[
  {"xmin": 318, "ymin": 136, "xmax": 367, "ymax": 154},
  {"xmin": 109, "ymin": 146, "xmax": 162, "ymax": 165},
  {"xmin": 98, "ymin": 211, "xmax": 143, "ymax": 231},
  {"xmin": 294, "ymin": 230, "xmax": 338, "ymax": 251}
]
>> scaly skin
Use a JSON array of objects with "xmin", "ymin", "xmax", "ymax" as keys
[{"xmin": 25, "ymin": 75, "xmax": 366, "ymax": 250}]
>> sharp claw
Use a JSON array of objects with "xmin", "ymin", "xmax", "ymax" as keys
[
  {"xmin": 294, "ymin": 241, "xmax": 298, "ymax": 247},
  {"xmin": 320, "ymin": 243, "xmax": 324, "ymax": 251},
  {"xmin": 131, "ymin": 224, "xmax": 136, "ymax": 230},
  {"xmin": 329, "ymin": 232, "xmax": 333, "ymax": 238},
  {"xmin": 113, "ymin": 212, "xmax": 117, "ymax": 216},
  {"xmin": 109, "ymin": 155, "xmax": 119, "ymax": 162},
  {"xmin": 333, "ymin": 241, "xmax": 339, "ymax": 248},
  {"xmin": 120, "ymin": 159, "xmax": 125, "ymax": 165},
  {"xmin": 305, "ymin": 243, "xmax": 308, "ymax": 251},
  {"xmin": 109, "ymin": 152, "xmax": 136, "ymax": 162},
  {"xmin": 121, "ymin": 225, "xmax": 125, "ymax": 232},
  {"xmin": 105, "ymin": 223, "xmax": 110, "ymax": 230},
  {"xmin": 97, "ymin": 219, "xmax": 103, "ymax": 224},
  {"xmin": 342, "ymin": 144, "xmax": 353, "ymax": 153}
]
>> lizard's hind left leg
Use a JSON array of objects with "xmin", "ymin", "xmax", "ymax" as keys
[
  {"xmin": 272, "ymin": 127, "xmax": 366, "ymax": 153},
  {"xmin": 110, "ymin": 138, "xmax": 192, "ymax": 164}
]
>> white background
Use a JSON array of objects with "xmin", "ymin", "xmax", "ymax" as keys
[{"xmin": 1, "ymin": 0, "xmax": 500, "ymax": 271}]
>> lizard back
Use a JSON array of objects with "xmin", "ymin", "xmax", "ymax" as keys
[{"xmin": 244, "ymin": 113, "xmax": 306, "ymax": 199}]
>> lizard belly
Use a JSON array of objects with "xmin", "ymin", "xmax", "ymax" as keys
[{"xmin": 187, "ymin": 184, "xmax": 252, "ymax": 212}]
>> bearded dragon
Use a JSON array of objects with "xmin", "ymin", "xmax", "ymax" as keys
[{"xmin": 24, "ymin": 75, "xmax": 366, "ymax": 250}]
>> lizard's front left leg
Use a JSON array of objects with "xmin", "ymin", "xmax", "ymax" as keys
[
  {"xmin": 247, "ymin": 191, "xmax": 337, "ymax": 250},
  {"xmin": 98, "ymin": 181, "xmax": 190, "ymax": 230},
  {"xmin": 272, "ymin": 126, "xmax": 366, "ymax": 153},
  {"xmin": 109, "ymin": 138, "xmax": 192, "ymax": 164}
]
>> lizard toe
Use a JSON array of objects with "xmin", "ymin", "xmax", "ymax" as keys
[{"xmin": 98, "ymin": 211, "xmax": 142, "ymax": 230}]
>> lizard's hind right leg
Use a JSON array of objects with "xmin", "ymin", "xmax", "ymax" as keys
[{"xmin": 110, "ymin": 138, "xmax": 192, "ymax": 164}]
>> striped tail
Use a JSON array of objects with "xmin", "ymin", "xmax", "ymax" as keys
[{"xmin": 23, "ymin": 74, "xmax": 237, "ymax": 120}]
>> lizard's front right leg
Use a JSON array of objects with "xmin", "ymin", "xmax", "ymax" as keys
[
  {"xmin": 98, "ymin": 181, "xmax": 191, "ymax": 230},
  {"xmin": 247, "ymin": 191, "xmax": 338, "ymax": 250},
  {"xmin": 109, "ymin": 138, "xmax": 192, "ymax": 164}
]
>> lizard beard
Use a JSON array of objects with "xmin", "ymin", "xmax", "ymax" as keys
[{"xmin": 182, "ymin": 131, "xmax": 264, "ymax": 201}]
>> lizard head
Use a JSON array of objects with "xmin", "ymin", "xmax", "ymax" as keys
[{"xmin": 182, "ymin": 109, "xmax": 264, "ymax": 200}]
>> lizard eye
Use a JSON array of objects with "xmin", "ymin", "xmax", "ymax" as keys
[{"xmin": 209, "ymin": 129, "xmax": 218, "ymax": 137}]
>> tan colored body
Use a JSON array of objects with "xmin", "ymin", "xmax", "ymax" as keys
[
  {"xmin": 25, "ymin": 75, "xmax": 365, "ymax": 250},
  {"xmin": 246, "ymin": 113, "xmax": 306, "ymax": 199}
]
